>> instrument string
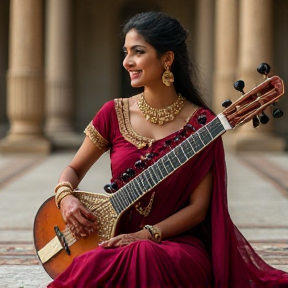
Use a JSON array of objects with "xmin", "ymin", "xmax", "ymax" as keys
[{"xmin": 61, "ymin": 198, "xmax": 113, "ymax": 247}]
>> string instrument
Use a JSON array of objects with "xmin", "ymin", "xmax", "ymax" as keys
[{"xmin": 33, "ymin": 63, "xmax": 285, "ymax": 279}]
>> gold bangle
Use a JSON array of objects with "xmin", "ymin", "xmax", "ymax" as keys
[
  {"xmin": 54, "ymin": 181, "xmax": 73, "ymax": 194},
  {"xmin": 55, "ymin": 191, "xmax": 74, "ymax": 209},
  {"xmin": 143, "ymin": 225, "xmax": 162, "ymax": 243},
  {"xmin": 55, "ymin": 187, "xmax": 72, "ymax": 204},
  {"xmin": 55, "ymin": 186, "xmax": 72, "ymax": 197},
  {"xmin": 55, "ymin": 190, "xmax": 73, "ymax": 202},
  {"xmin": 55, "ymin": 186, "xmax": 72, "ymax": 199}
]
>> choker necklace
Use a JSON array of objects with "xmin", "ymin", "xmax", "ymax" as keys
[{"xmin": 137, "ymin": 93, "xmax": 185, "ymax": 125}]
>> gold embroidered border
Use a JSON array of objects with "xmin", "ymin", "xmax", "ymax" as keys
[
  {"xmin": 84, "ymin": 122, "xmax": 110, "ymax": 151},
  {"xmin": 114, "ymin": 98, "xmax": 155, "ymax": 149}
]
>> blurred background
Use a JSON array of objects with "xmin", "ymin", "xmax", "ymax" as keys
[
  {"xmin": 0, "ymin": 2, "xmax": 288, "ymax": 286},
  {"xmin": 0, "ymin": 0, "xmax": 287, "ymax": 153}
]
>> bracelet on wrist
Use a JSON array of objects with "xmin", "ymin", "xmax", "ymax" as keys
[
  {"xmin": 143, "ymin": 225, "xmax": 162, "ymax": 243},
  {"xmin": 55, "ymin": 184, "xmax": 74, "ymax": 209},
  {"xmin": 54, "ymin": 181, "xmax": 73, "ymax": 194},
  {"xmin": 55, "ymin": 191, "xmax": 74, "ymax": 208}
]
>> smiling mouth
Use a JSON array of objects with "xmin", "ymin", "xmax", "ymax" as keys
[{"xmin": 129, "ymin": 70, "xmax": 142, "ymax": 79}]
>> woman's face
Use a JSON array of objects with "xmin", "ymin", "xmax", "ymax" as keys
[{"xmin": 123, "ymin": 29, "xmax": 164, "ymax": 88}]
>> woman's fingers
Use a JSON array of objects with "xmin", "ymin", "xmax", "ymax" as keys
[
  {"xmin": 80, "ymin": 206, "xmax": 97, "ymax": 222},
  {"xmin": 68, "ymin": 211, "xmax": 97, "ymax": 238},
  {"xmin": 61, "ymin": 196, "xmax": 97, "ymax": 238},
  {"xmin": 99, "ymin": 233, "xmax": 141, "ymax": 248},
  {"xmin": 99, "ymin": 235, "xmax": 122, "ymax": 248},
  {"xmin": 78, "ymin": 206, "xmax": 98, "ymax": 230}
]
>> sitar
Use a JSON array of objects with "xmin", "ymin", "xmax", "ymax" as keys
[{"xmin": 33, "ymin": 64, "xmax": 285, "ymax": 279}]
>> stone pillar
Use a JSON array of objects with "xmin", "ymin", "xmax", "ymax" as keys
[
  {"xmin": 213, "ymin": 0, "xmax": 238, "ymax": 114},
  {"xmin": 194, "ymin": 0, "xmax": 215, "ymax": 107},
  {"xmin": 232, "ymin": 0, "xmax": 285, "ymax": 151},
  {"xmin": 45, "ymin": 0, "xmax": 79, "ymax": 147},
  {"xmin": 0, "ymin": 0, "xmax": 50, "ymax": 153},
  {"xmin": 0, "ymin": 0, "xmax": 9, "ymax": 137}
]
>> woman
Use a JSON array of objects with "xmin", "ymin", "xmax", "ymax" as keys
[{"xmin": 48, "ymin": 11, "xmax": 288, "ymax": 288}]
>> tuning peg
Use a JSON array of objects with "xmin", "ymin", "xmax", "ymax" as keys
[
  {"xmin": 259, "ymin": 112, "xmax": 269, "ymax": 124},
  {"xmin": 271, "ymin": 102, "xmax": 284, "ymax": 118},
  {"xmin": 222, "ymin": 99, "xmax": 232, "ymax": 108},
  {"xmin": 272, "ymin": 108, "xmax": 284, "ymax": 118},
  {"xmin": 257, "ymin": 63, "xmax": 271, "ymax": 79},
  {"xmin": 252, "ymin": 116, "xmax": 260, "ymax": 128},
  {"xmin": 233, "ymin": 80, "xmax": 245, "ymax": 94}
]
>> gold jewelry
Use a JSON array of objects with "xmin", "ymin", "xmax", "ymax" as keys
[
  {"xmin": 55, "ymin": 191, "xmax": 74, "ymax": 208},
  {"xmin": 55, "ymin": 186, "xmax": 74, "ymax": 208},
  {"xmin": 162, "ymin": 63, "xmax": 174, "ymax": 86},
  {"xmin": 54, "ymin": 181, "xmax": 73, "ymax": 194},
  {"xmin": 138, "ymin": 93, "xmax": 185, "ymax": 125},
  {"xmin": 144, "ymin": 225, "xmax": 162, "ymax": 243},
  {"xmin": 55, "ymin": 186, "xmax": 72, "ymax": 199},
  {"xmin": 134, "ymin": 192, "xmax": 155, "ymax": 217}
]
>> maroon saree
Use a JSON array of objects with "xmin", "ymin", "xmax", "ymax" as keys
[{"xmin": 48, "ymin": 99, "xmax": 288, "ymax": 288}]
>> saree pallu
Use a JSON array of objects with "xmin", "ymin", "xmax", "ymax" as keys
[{"xmin": 48, "ymin": 100, "xmax": 288, "ymax": 288}]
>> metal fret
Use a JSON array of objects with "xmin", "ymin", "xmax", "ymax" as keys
[
  {"xmin": 181, "ymin": 140, "xmax": 195, "ymax": 157},
  {"xmin": 159, "ymin": 158, "xmax": 169, "ymax": 176},
  {"xmin": 146, "ymin": 168, "xmax": 156, "ymax": 186},
  {"xmin": 179, "ymin": 145, "xmax": 189, "ymax": 161},
  {"xmin": 204, "ymin": 125, "xmax": 213, "ymax": 139},
  {"xmin": 130, "ymin": 181, "xmax": 141, "ymax": 198},
  {"xmin": 125, "ymin": 186, "xmax": 134, "ymax": 203},
  {"xmin": 137, "ymin": 174, "xmax": 147, "ymax": 191},
  {"xmin": 121, "ymin": 189, "xmax": 132, "ymax": 206},
  {"xmin": 174, "ymin": 146, "xmax": 185, "ymax": 164},
  {"xmin": 196, "ymin": 130, "xmax": 205, "ymax": 146},
  {"xmin": 208, "ymin": 118, "xmax": 223, "ymax": 137},
  {"xmin": 148, "ymin": 166, "xmax": 161, "ymax": 183},
  {"xmin": 171, "ymin": 149, "xmax": 182, "ymax": 166},
  {"xmin": 110, "ymin": 196, "xmax": 122, "ymax": 214},
  {"xmin": 117, "ymin": 190, "xmax": 129, "ymax": 208},
  {"xmin": 198, "ymin": 127, "xmax": 212, "ymax": 145},
  {"xmin": 163, "ymin": 157, "xmax": 175, "ymax": 173},
  {"xmin": 156, "ymin": 161, "xmax": 166, "ymax": 179},
  {"xmin": 188, "ymin": 133, "xmax": 203, "ymax": 152}
]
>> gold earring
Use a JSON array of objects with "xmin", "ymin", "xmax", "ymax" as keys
[{"xmin": 162, "ymin": 63, "xmax": 174, "ymax": 87}]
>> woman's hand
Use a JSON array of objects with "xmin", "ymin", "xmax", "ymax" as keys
[
  {"xmin": 60, "ymin": 194, "xmax": 98, "ymax": 239},
  {"xmin": 99, "ymin": 229, "xmax": 151, "ymax": 248}
]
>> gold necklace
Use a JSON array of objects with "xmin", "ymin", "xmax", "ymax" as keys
[{"xmin": 137, "ymin": 93, "xmax": 185, "ymax": 125}]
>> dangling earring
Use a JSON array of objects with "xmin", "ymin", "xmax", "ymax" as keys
[{"xmin": 162, "ymin": 63, "xmax": 174, "ymax": 87}]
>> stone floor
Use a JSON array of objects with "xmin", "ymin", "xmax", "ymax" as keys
[{"xmin": 0, "ymin": 149, "xmax": 287, "ymax": 287}]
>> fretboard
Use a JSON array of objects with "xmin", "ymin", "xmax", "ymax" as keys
[{"xmin": 109, "ymin": 114, "xmax": 230, "ymax": 214}]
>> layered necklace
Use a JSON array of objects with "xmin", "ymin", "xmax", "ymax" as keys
[{"xmin": 137, "ymin": 93, "xmax": 185, "ymax": 125}]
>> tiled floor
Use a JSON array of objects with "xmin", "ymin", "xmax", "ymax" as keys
[{"xmin": 0, "ymin": 151, "xmax": 287, "ymax": 287}]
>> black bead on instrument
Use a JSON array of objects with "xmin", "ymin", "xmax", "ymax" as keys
[{"xmin": 104, "ymin": 182, "xmax": 118, "ymax": 193}]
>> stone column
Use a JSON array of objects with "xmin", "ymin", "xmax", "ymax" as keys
[
  {"xmin": 232, "ymin": 0, "xmax": 285, "ymax": 151},
  {"xmin": 213, "ymin": 0, "xmax": 238, "ymax": 114},
  {"xmin": 45, "ymin": 0, "xmax": 79, "ymax": 147},
  {"xmin": 194, "ymin": 0, "xmax": 215, "ymax": 107},
  {"xmin": 0, "ymin": 0, "xmax": 50, "ymax": 153},
  {"xmin": 0, "ymin": 0, "xmax": 9, "ymax": 137}
]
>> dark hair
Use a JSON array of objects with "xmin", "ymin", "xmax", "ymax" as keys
[{"xmin": 122, "ymin": 11, "xmax": 208, "ymax": 108}]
